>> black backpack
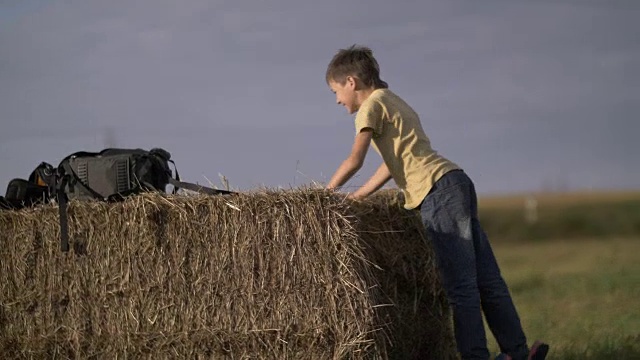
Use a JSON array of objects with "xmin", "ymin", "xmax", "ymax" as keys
[
  {"xmin": 3, "ymin": 147, "xmax": 234, "ymax": 252},
  {"xmin": 1, "ymin": 162, "xmax": 56, "ymax": 209},
  {"xmin": 56, "ymin": 147, "xmax": 207, "ymax": 201}
]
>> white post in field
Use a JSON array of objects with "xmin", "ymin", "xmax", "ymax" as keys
[{"xmin": 525, "ymin": 196, "xmax": 538, "ymax": 224}]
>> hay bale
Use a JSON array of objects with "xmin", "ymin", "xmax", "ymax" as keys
[{"xmin": 0, "ymin": 190, "xmax": 456, "ymax": 359}]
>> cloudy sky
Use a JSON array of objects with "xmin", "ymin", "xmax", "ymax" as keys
[{"xmin": 1, "ymin": 0, "xmax": 638, "ymax": 196}]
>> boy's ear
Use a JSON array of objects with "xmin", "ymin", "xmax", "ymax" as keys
[{"xmin": 345, "ymin": 76, "xmax": 357, "ymax": 89}]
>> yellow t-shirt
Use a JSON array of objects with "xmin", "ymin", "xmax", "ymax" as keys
[{"xmin": 355, "ymin": 88, "xmax": 461, "ymax": 209}]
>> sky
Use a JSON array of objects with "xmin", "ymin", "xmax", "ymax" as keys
[{"xmin": 1, "ymin": 0, "xmax": 638, "ymax": 196}]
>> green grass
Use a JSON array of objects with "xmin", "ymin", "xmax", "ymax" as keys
[
  {"xmin": 476, "ymin": 191, "xmax": 640, "ymax": 242},
  {"xmin": 485, "ymin": 237, "xmax": 640, "ymax": 359}
]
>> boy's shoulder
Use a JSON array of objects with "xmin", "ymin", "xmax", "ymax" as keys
[
  {"xmin": 365, "ymin": 88, "xmax": 416, "ymax": 114},
  {"xmin": 369, "ymin": 88, "xmax": 394, "ymax": 101},
  {"xmin": 370, "ymin": 88, "xmax": 409, "ymax": 105}
]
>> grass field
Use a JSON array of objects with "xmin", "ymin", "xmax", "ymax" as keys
[
  {"xmin": 478, "ymin": 190, "xmax": 640, "ymax": 209},
  {"xmin": 484, "ymin": 237, "xmax": 640, "ymax": 359},
  {"xmin": 475, "ymin": 191, "xmax": 640, "ymax": 358},
  {"xmin": 477, "ymin": 190, "xmax": 640, "ymax": 242}
]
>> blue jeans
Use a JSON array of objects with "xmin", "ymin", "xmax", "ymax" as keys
[{"xmin": 418, "ymin": 170, "xmax": 528, "ymax": 360}]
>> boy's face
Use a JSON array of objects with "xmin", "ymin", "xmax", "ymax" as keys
[{"xmin": 329, "ymin": 76, "xmax": 358, "ymax": 114}]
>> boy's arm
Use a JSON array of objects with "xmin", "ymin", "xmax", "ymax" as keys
[
  {"xmin": 348, "ymin": 162, "xmax": 392, "ymax": 200},
  {"xmin": 326, "ymin": 129, "xmax": 373, "ymax": 190}
]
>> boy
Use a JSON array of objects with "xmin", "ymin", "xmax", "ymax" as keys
[{"xmin": 324, "ymin": 45, "xmax": 549, "ymax": 360}]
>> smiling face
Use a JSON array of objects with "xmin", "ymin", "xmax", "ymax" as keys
[{"xmin": 329, "ymin": 76, "xmax": 359, "ymax": 114}]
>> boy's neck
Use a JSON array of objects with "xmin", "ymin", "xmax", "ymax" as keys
[{"xmin": 355, "ymin": 87, "xmax": 379, "ymax": 107}]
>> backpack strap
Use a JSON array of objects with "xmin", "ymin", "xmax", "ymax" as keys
[
  {"xmin": 167, "ymin": 159, "xmax": 234, "ymax": 195},
  {"xmin": 57, "ymin": 160, "xmax": 107, "ymax": 253},
  {"xmin": 167, "ymin": 177, "xmax": 234, "ymax": 195},
  {"xmin": 57, "ymin": 175, "xmax": 70, "ymax": 252},
  {"xmin": 56, "ymin": 161, "xmax": 110, "ymax": 253}
]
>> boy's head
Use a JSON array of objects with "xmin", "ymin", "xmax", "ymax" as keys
[
  {"xmin": 326, "ymin": 44, "xmax": 388, "ymax": 89},
  {"xmin": 326, "ymin": 45, "xmax": 388, "ymax": 114}
]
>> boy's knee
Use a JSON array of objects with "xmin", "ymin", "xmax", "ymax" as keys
[
  {"xmin": 478, "ymin": 276, "xmax": 510, "ymax": 299},
  {"xmin": 443, "ymin": 278, "xmax": 481, "ymax": 306},
  {"xmin": 456, "ymin": 217, "xmax": 473, "ymax": 241}
]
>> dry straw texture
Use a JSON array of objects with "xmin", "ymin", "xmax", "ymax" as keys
[{"xmin": 0, "ymin": 189, "xmax": 456, "ymax": 359}]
